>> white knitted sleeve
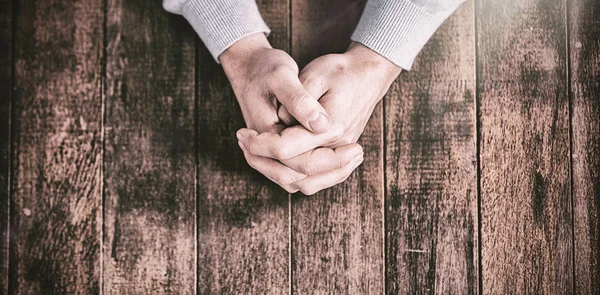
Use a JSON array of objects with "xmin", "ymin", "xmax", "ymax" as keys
[
  {"xmin": 163, "ymin": 0, "xmax": 270, "ymax": 63},
  {"xmin": 351, "ymin": 0, "xmax": 466, "ymax": 70}
]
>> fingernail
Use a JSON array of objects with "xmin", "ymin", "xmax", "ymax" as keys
[
  {"xmin": 308, "ymin": 112, "xmax": 329, "ymax": 132},
  {"xmin": 238, "ymin": 140, "xmax": 246, "ymax": 150},
  {"xmin": 236, "ymin": 130, "xmax": 243, "ymax": 141}
]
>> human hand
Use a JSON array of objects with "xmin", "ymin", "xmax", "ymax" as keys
[
  {"xmin": 220, "ymin": 33, "xmax": 330, "ymax": 134},
  {"xmin": 221, "ymin": 33, "xmax": 364, "ymax": 193},
  {"xmin": 236, "ymin": 42, "xmax": 401, "ymax": 194}
]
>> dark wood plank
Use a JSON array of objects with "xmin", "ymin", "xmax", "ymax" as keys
[
  {"xmin": 0, "ymin": 0, "xmax": 12, "ymax": 292},
  {"xmin": 12, "ymin": 0, "xmax": 103, "ymax": 293},
  {"xmin": 477, "ymin": 0, "xmax": 573, "ymax": 293},
  {"xmin": 291, "ymin": 0, "xmax": 385, "ymax": 293},
  {"xmin": 570, "ymin": 0, "xmax": 600, "ymax": 293},
  {"xmin": 291, "ymin": 0, "xmax": 366, "ymax": 68},
  {"xmin": 196, "ymin": 1, "xmax": 290, "ymax": 293},
  {"xmin": 103, "ymin": 0, "xmax": 196, "ymax": 293},
  {"xmin": 385, "ymin": 2, "xmax": 477, "ymax": 294}
]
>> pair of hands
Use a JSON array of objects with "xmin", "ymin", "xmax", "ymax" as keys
[{"xmin": 221, "ymin": 33, "xmax": 401, "ymax": 195}]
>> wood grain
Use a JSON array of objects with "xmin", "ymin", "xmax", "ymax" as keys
[
  {"xmin": 0, "ymin": 0, "xmax": 12, "ymax": 292},
  {"xmin": 477, "ymin": 0, "xmax": 573, "ymax": 293},
  {"xmin": 196, "ymin": 1, "xmax": 290, "ymax": 293},
  {"xmin": 292, "ymin": 0, "xmax": 366, "ymax": 68},
  {"xmin": 385, "ymin": 2, "xmax": 477, "ymax": 294},
  {"xmin": 570, "ymin": 0, "xmax": 600, "ymax": 293},
  {"xmin": 103, "ymin": 0, "xmax": 196, "ymax": 293},
  {"xmin": 12, "ymin": 0, "xmax": 103, "ymax": 293},
  {"xmin": 291, "ymin": 1, "xmax": 385, "ymax": 293}
]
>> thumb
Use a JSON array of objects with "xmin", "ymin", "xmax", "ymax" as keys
[{"xmin": 270, "ymin": 69, "xmax": 329, "ymax": 133}]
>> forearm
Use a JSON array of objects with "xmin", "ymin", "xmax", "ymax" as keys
[
  {"xmin": 163, "ymin": 0, "xmax": 270, "ymax": 63},
  {"xmin": 351, "ymin": 0, "xmax": 466, "ymax": 70}
]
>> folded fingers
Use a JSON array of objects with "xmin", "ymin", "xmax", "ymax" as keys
[
  {"xmin": 239, "ymin": 141, "xmax": 363, "ymax": 195},
  {"xmin": 240, "ymin": 142, "xmax": 306, "ymax": 193},
  {"xmin": 281, "ymin": 143, "xmax": 362, "ymax": 175},
  {"xmin": 236, "ymin": 124, "xmax": 344, "ymax": 160},
  {"xmin": 292, "ymin": 153, "xmax": 363, "ymax": 195}
]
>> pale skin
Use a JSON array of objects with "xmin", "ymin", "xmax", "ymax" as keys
[{"xmin": 221, "ymin": 33, "xmax": 401, "ymax": 195}]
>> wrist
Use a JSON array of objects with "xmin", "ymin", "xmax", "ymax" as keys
[
  {"xmin": 345, "ymin": 42, "xmax": 402, "ymax": 84},
  {"xmin": 220, "ymin": 33, "xmax": 272, "ymax": 73}
]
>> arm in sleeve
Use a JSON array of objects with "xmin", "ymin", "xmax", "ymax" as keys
[
  {"xmin": 163, "ymin": 0, "xmax": 271, "ymax": 63},
  {"xmin": 351, "ymin": 0, "xmax": 466, "ymax": 70}
]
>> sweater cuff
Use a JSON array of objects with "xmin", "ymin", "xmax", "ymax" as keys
[
  {"xmin": 351, "ymin": 0, "xmax": 460, "ymax": 70},
  {"xmin": 181, "ymin": 0, "xmax": 271, "ymax": 63}
]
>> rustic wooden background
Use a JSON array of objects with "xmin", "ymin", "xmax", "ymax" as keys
[{"xmin": 0, "ymin": 0, "xmax": 598, "ymax": 294}]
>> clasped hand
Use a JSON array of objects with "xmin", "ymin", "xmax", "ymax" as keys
[{"xmin": 221, "ymin": 33, "xmax": 401, "ymax": 195}]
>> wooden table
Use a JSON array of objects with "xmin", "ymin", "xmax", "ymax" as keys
[{"xmin": 1, "ymin": 0, "xmax": 598, "ymax": 293}]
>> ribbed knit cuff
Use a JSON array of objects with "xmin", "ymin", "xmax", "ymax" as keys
[
  {"xmin": 351, "ymin": 0, "xmax": 461, "ymax": 70},
  {"xmin": 181, "ymin": 0, "xmax": 271, "ymax": 63}
]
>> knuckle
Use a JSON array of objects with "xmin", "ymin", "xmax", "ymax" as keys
[
  {"xmin": 269, "ymin": 144, "xmax": 291, "ymax": 160},
  {"xmin": 247, "ymin": 145, "xmax": 261, "ymax": 157},
  {"xmin": 275, "ymin": 172, "xmax": 296, "ymax": 185},
  {"xmin": 300, "ymin": 162, "xmax": 320, "ymax": 176},
  {"xmin": 245, "ymin": 158, "xmax": 257, "ymax": 170},
  {"xmin": 289, "ymin": 92, "xmax": 310, "ymax": 112},
  {"xmin": 270, "ymin": 64, "xmax": 291, "ymax": 75},
  {"xmin": 253, "ymin": 122, "xmax": 272, "ymax": 134},
  {"xmin": 336, "ymin": 156, "xmax": 346, "ymax": 170},
  {"xmin": 244, "ymin": 138, "xmax": 258, "ymax": 155},
  {"xmin": 318, "ymin": 149, "xmax": 338, "ymax": 166},
  {"xmin": 270, "ymin": 63, "xmax": 297, "ymax": 78}
]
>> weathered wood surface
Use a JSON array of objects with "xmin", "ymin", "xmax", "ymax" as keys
[
  {"xmin": 103, "ymin": 0, "xmax": 197, "ymax": 293},
  {"xmin": 477, "ymin": 0, "xmax": 573, "ymax": 293},
  {"xmin": 0, "ymin": 0, "xmax": 12, "ymax": 293},
  {"xmin": 385, "ymin": 2, "xmax": 477, "ymax": 294},
  {"xmin": 291, "ymin": 0, "xmax": 385, "ymax": 293},
  {"xmin": 12, "ymin": 0, "xmax": 103, "ymax": 293},
  {"xmin": 195, "ymin": 1, "xmax": 291, "ymax": 293},
  {"xmin": 2, "ymin": 0, "xmax": 600, "ymax": 293},
  {"xmin": 292, "ymin": 0, "xmax": 367, "ymax": 68},
  {"xmin": 570, "ymin": 0, "xmax": 600, "ymax": 293}
]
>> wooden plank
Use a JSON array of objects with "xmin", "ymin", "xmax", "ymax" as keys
[
  {"xmin": 477, "ymin": 0, "xmax": 573, "ymax": 293},
  {"xmin": 291, "ymin": 0, "xmax": 367, "ymax": 68},
  {"xmin": 103, "ymin": 0, "xmax": 196, "ymax": 293},
  {"xmin": 196, "ymin": 1, "xmax": 290, "ymax": 293},
  {"xmin": 0, "ymin": 0, "xmax": 12, "ymax": 292},
  {"xmin": 384, "ymin": 2, "xmax": 477, "ymax": 294},
  {"xmin": 570, "ymin": 0, "xmax": 600, "ymax": 293},
  {"xmin": 290, "ymin": 0, "xmax": 385, "ymax": 293},
  {"xmin": 12, "ymin": 0, "xmax": 103, "ymax": 293}
]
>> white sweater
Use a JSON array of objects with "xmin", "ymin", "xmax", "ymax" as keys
[{"xmin": 163, "ymin": 0, "xmax": 465, "ymax": 70}]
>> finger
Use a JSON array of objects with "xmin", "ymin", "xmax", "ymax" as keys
[
  {"xmin": 281, "ymin": 143, "xmax": 363, "ymax": 176},
  {"xmin": 269, "ymin": 68, "xmax": 330, "ymax": 133},
  {"xmin": 277, "ymin": 73, "xmax": 328, "ymax": 126},
  {"xmin": 277, "ymin": 104, "xmax": 296, "ymax": 126},
  {"xmin": 241, "ymin": 96, "xmax": 286, "ymax": 133},
  {"xmin": 294, "ymin": 153, "xmax": 364, "ymax": 195},
  {"xmin": 239, "ymin": 142, "xmax": 306, "ymax": 193},
  {"xmin": 237, "ymin": 124, "xmax": 344, "ymax": 160},
  {"xmin": 257, "ymin": 122, "xmax": 286, "ymax": 134}
]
